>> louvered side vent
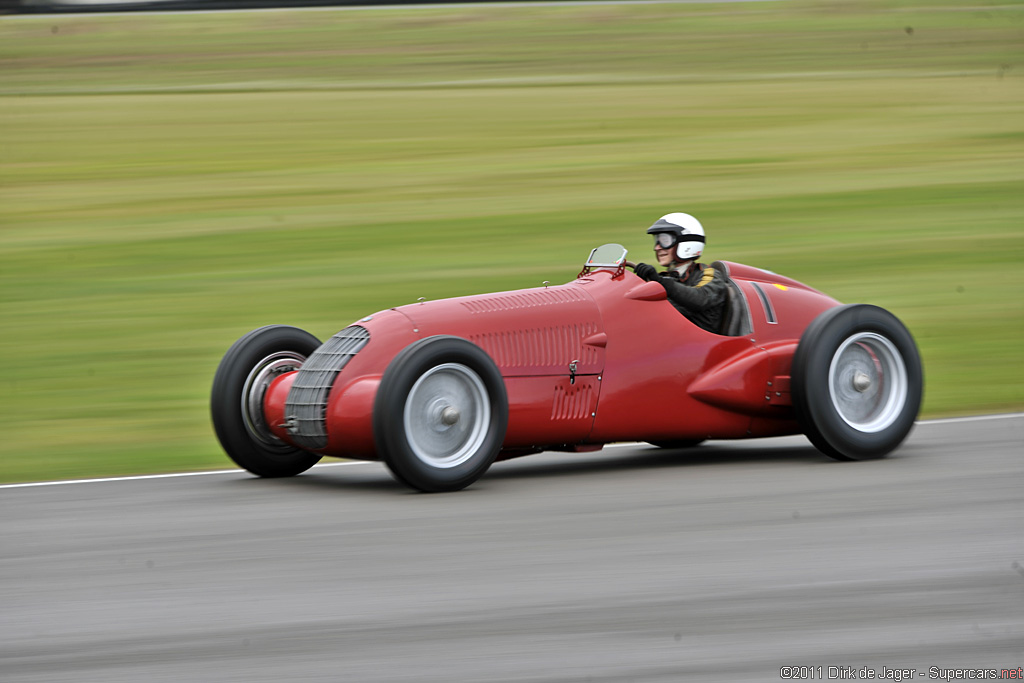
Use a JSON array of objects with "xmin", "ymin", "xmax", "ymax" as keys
[
  {"xmin": 285, "ymin": 325, "xmax": 370, "ymax": 450},
  {"xmin": 551, "ymin": 382, "xmax": 596, "ymax": 421},
  {"xmin": 461, "ymin": 287, "xmax": 588, "ymax": 315},
  {"xmin": 470, "ymin": 322, "xmax": 600, "ymax": 372}
]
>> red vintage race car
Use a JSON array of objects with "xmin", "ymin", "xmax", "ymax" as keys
[{"xmin": 211, "ymin": 244, "xmax": 923, "ymax": 492}]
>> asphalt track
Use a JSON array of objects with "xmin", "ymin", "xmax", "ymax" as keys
[{"xmin": 2, "ymin": 415, "xmax": 1022, "ymax": 682}]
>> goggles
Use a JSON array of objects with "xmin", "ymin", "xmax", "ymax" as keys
[{"xmin": 653, "ymin": 233, "xmax": 678, "ymax": 250}]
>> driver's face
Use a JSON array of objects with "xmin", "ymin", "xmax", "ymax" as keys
[{"xmin": 655, "ymin": 245, "xmax": 675, "ymax": 267}]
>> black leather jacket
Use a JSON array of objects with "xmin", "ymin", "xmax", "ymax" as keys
[{"xmin": 656, "ymin": 263, "xmax": 729, "ymax": 334}]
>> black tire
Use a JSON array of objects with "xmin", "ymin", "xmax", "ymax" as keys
[
  {"xmin": 374, "ymin": 336, "xmax": 509, "ymax": 493},
  {"xmin": 647, "ymin": 439, "xmax": 706, "ymax": 449},
  {"xmin": 211, "ymin": 325, "xmax": 323, "ymax": 477},
  {"xmin": 792, "ymin": 305, "xmax": 923, "ymax": 461}
]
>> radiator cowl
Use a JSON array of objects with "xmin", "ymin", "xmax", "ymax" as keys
[{"xmin": 285, "ymin": 325, "xmax": 369, "ymax": 450}]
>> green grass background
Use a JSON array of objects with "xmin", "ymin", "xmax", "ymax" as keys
[{"xmin": 1, "ymin": 0, "xmax": 1021, "ymax": 482}]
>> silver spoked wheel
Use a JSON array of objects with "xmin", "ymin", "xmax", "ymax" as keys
[
  {"xmin": 828, "ymin": 333, "xmax": 908, "ymax": 433},
  {"xmin": 403, "ymin": 363, "xmax": 490, "ymax": 469},
  {"xmin": 241, "ymin": 352, "xmax": 305, "ymax": 448}
]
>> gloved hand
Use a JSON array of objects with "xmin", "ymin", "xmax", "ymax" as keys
[{"xmin": 634, "ymin": 263, "xmax": 659, "ymax": 282}]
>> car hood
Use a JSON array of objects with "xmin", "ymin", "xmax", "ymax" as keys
[{"xmin": 392, "ymin": 283, "xmax": 606, "ymax": 377}]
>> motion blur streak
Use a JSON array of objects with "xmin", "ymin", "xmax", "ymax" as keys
[{"xmin": 1, "ymin": 2, "xmax": 1022, "ymax": 485}]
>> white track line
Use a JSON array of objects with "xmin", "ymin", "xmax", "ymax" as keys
[
  {"xmin": 1, "ymin": 413, "xmax": 1020, "ymax": 490},
  {"xmin": 914, "ymin": 413, "xmax": 1023, "ymax": 426},
  {"xmin": 0, "ymin": 460, "xmax": 371, "ymax": 490}
]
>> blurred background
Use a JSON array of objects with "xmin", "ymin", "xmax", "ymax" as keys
[{"xmin": 1, "ymin": 0, "xmax": 1021, "ymax": 482}]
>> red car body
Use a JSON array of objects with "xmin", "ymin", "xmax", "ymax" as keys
[
  {"xmin": 212, "ymin": 247, "xmax": 922, "ymax": 492},
  {"xmin": 265, "ymin": 261, "xmax": 835, "ymax": 460}
]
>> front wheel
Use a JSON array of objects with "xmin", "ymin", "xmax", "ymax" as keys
[
  {"xmin": 374, "ymin": 336, "xmax": 509, "ymax": 492},
  {"xmin": 792, "ymin": 305, "xmax": 923, "ymax": 461},
  {"xmin": 211, "ymin": 325, "xmax": 323, "ymax": 477}
]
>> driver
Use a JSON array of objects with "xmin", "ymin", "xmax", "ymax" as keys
[{"xmin": 633, "ymin": 212, "xmax": 728, "ymax": 334}]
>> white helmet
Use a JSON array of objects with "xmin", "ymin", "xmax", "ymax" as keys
[{"xmin": 647, "ymin": 212, "xmax": 705, "ymax": 262}]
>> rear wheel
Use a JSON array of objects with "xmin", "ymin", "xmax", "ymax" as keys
[
  {"xmin": 792, "ymin": 305, "xmax": 922, "ymax": 461},
  {"xmin": 211, "ymin": 325, "xmax": 323, "ymax": 477},
  {"xmin": 374, "ymin": 336, "xmax": 508, "ymax": 492}
]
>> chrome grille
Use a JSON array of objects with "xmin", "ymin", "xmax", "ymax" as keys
[{"xmin": 285, "ymin": 325, "xmax": 369, "ymax": 450}]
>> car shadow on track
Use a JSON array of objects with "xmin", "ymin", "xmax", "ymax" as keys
[
  {"xmin": 219, "ymin": 441, "xmax": 832, "ymax": 494},
  {"xmin": 484, "ymin": 441, "xmax": 827, "ymax": 482},
  {"xmin": 222, "ymin": 464, "xmax": 402, "ymax": 495}
]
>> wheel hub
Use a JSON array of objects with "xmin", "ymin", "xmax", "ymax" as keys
[
  {"xmin": 242, "ymin": 353, "xmax": 305, "ymax": 448},
  {"xmin": 828, "ymin": 333, "xmax": 908, "ymax": 433},
  {"xmin": 404, "ymin": 363, "xmax": 489, "ymax": 469},
  {"xmin": 852, "ymin": 372, "xmax": 872, "ymax": 392}
]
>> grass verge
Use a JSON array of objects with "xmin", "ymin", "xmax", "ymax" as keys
[{"xmin": 1, "ymin": 0, "xmax": 1021, "ymax": 482}]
